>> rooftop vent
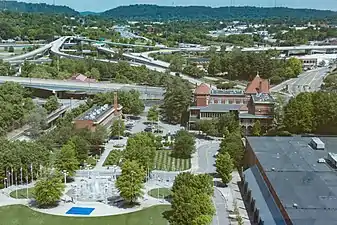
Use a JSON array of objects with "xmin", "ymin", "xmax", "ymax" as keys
[
  {"xmin": 317, "ymin": 158, "xmax": 326, "ymax": 163},
  {"xmin": 309, "ymin": 137, "xmax": 325, "ymax": 150}
]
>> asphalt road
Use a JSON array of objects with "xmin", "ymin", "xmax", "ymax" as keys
[
  {"xmin": 196, "ymin": 140, "xmax": 220, "ymax": 174},
  {"xmin": 271, "ymin": 67, "xmax": 329, "ymax": 96},
  {"xmin": 213, "ymin": 188, "xmax": 230, "ymax": 225}
]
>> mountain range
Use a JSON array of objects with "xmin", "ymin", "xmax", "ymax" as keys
[{"xmin": 1, "ymin": 1, "xmax": 337, "ymax": 21}]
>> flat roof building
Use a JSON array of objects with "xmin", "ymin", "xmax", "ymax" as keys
[
  {"xmin": 73, "ymin": 92, "xmax": 122, "ymax": 131},
  {"xmin": 243, "ymin": 136, "xmax": 337, "ymax": 225}
]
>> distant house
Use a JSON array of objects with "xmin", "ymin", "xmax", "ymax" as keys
[{"xmin": 70, "ymin": 74, "xmax": 96, "ymax": 83}]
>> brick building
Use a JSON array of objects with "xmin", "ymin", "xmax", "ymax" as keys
[
  {"xmin": 73, "ymin": 92, "xmax": 122, "ymax": 131},
  {"xmin": 188, "ymin": 75, "xmax": 274, "ymax": 134},
  {"xmin": 243, "ymin": 136, "xmax": 337, "ymax": 225}
]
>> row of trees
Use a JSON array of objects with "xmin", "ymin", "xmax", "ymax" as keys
[
  {"xmin": 20, "ymin": 58, "xmax": 182, "ymax": 87},
  {"xmin": 283, "ymin": 92, "xmax": 337, "ymax": 135},
  {"xmin": 92, "ymin": 90, "xmax": 145, "ymax": 115},
  {"xmin": 0, "ymin": 82, "xmax": 35, "ymax": 136},
  {"xmin": 208, "ymin": 51, "xmax": 303, "ymax": 84},
  {"xmin": 196, "ymin": 113, "xmax": 240, "ymax": 137}
]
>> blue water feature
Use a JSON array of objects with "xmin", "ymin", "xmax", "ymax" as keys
[{"xmin": 66, "ymin": 207, "xmax": 95, "ymax": 215}]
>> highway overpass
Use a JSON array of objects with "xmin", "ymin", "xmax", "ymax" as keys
[
  {"xmin": 97, "ymin": 47, "xmax": 170, "ymax": 69},
  {"xmin": 237, "ymin": 45, "xmax": 337, "ymax": 52},
  {"xmin": 0, "ymin": 76, "xmax": 165, "ymax": 99}
]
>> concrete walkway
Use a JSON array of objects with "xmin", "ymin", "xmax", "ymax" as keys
[{"xmin": 0, "ymin": 182, "xmax": 169, "ymax": 217}]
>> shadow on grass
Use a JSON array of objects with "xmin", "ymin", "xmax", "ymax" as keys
[
  {"xmin": 106, "ymin": 196, "xmax": 141, "ymax": 209},
  {"xmin": 162, "ymin": 209, "xmax": 173, "ymax": 221}
]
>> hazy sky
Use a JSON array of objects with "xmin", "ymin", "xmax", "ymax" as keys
[{"xmin": 20, "ymin": 0, "xmax": 337, "ymax": 12}]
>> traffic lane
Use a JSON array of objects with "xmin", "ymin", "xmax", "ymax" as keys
[
  {"xmin": 212, "ymin": 188, "xmax": 230, "ymax": 225},
  {"xmin": 197, "ymin": 141, "xmax": 220, "ymax": 174},
  {"xmin": 290, "ymin": 68, "xmax": 327, "ymax": 94}
]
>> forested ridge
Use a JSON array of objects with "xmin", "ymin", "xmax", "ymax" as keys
[
  {"xmin": 1, "ymin": 2, "xmax": 337, "ymax": 22},
  {"xmin": 102, "ymin": 5, "xmax": 337, "ymax": 21},
  {"xmin": 0, "ymin": 1, "xmax": 77, "ymax": 15}
]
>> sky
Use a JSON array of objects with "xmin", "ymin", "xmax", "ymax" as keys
[{"xmin": 20, "ymin": 0, "xmax": 337, "ymax": 12}]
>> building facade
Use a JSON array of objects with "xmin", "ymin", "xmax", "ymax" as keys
[{"xmin": 188, "ymin": 75, "xmax": 274, "ymax": 134}]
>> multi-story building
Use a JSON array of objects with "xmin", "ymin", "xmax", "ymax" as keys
[{"xmin": 188, "ymin": 75, "xmax": 274, "ymax": 134}]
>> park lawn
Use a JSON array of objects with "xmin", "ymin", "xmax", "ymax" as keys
[
  {"xmin": 148, "ymin": 188, "xmax": 172, "ymax": 199},
  {"xmin": 103, "ymin": 150, "xmax": 123, "ymax": 166},
  {"xmin": 0, "ymin": 205, "xmax": 170, "ymax": 225},
  {"xmin": 10, "ymin": 188, "xmax": 34, "ymax": 199},
  {"xmin": 154, "ymin": 150, "xmax": 191, "ymax": 171}
]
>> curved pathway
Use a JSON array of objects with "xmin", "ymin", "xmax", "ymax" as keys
[{"xmin": 0, "ymin": 183, "xmax": 169, "ymax": 217}]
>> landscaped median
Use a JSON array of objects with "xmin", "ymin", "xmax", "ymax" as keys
[
  {"xmin": 9, "ymin": 188, "xmax": 34, "ymax": 199},
  {"xmin": 154, "ymin": 150, "xmax": 191, "ymax": 171},
  {"xmin": 148, "ymin": 188, "xmax": 172, "ymax": 199},
  {"xmin": 0, "ymin": 205, "xmax": 170, "ymax": 225}
]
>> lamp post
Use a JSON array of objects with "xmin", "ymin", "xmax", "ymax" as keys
[{"xmin": 62, "ymin": 170, "xmax": 68, "ymax": 185}]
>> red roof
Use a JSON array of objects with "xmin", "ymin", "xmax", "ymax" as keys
[
  {"xmin": 245, "ymin": 75, "xmax": 269, "ymax": 94},
  {"xmin": 194, "ymin": 83, "xmax": 210, "ymax": 95},
  {"xmin": 71, "ymin": 73, "xmax": 96, "ymax": 83}
]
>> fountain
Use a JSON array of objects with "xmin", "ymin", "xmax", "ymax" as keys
[{"xmin": 67, "ymin": 171, "xmax": 119, "ymax": 203}]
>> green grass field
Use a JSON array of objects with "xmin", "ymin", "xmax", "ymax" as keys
[
  {"xmin": 154, "ymin": 150, "xmax": 191, "ymax": 171},
  {"xmin": 148, "ymin": 188, "xmax": 172, "ymax": 199},
  {"xmin": 103, "ymin": 150, "xmax": 123, "ymax": 166},
  {"xmin": 10, "ymin": 188, "xmax": 34, "ymax": 199},
  {"xmin": 0, "ymin": 205, "xmax": 170, "ymax": 225}
]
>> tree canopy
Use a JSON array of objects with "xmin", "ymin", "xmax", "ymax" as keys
[
  {"xmin": 116, "ymin": 160, "xmax": 146, "ymax": 204},
  {"xmin": 33, "ymin": 171, "xmax": 65, "ymax": 208},
  {"xmin": 0, "ymin": 82, "xmax": 34, "ymax": 136},
  {"xmin": 172, "ymin": 130, "xmax": 195, "ymax": 159},
  {"xmin": 102, "ymin": 5, "xmax": 337, "ymax": 21},
  {"xmin": 124, "ymin": 132, "xmax": 157, "ymax": 171},
  {"xmin": 54, "ymin": 141, "xmax": 79, "ymax": 177},
  {"xmin": 168, "ymin": 172, "xmax": 215, "ymax": 225},
  {"xmin": 283, "ymin": 92, "xmax": 337, "ymax": 135},
  {"xmin": 161, "ymin": 79, "xmax": 192, "ymax": 124}
]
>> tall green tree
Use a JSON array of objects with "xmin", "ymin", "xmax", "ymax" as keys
[
  {"xmin": 44, "ymin": 95, "xmax": 60, "ymax": 113},
  {"xmin": 54, "ymin": 141, "xmax": 78, "ymax": 177},
  {"xmin": 169, "ymin": 173, "xmax": 215, "ymax": 225},
  {"xmin": 208, "ymin": 55, "xmax": 221, "ymax": 76},
  {"xmin": 33, "ymin": 172, "xmax": 65, "ymax": 208},
  {"xmin": 147, "ymin": 106, "xmax": 159, "ymax": 122},
  {"xmin": 252, "ymin": 120, "xmax": 262, "ymax": 136},
  {"xmin": 286, "ymin": 57, "xmax": 303, "ymax": 75},
  {"xmin": 162, "ymin": 79, "xmax": 192, "ymax": 124},
  {"xmin": 124, "ymin": 132, "xmax": 157, "ymax": 171},
  {"xmin": 24, "ymin": 106, "xmax": 48, "ymax": 138},
  {"xmin": 70, "ymin": 135, "xmax": 90, "ymax": 163},
  {"xmin": 110, "ymin": 118, "xmax": 125, "ymax": 137},
  {"xmin": 219, "ymin": 131, "xmax": 244, "ymax": 167},
  {"xmin": 216, "ymin": 152, "xmax": 234, "ymax": 184},
  {"xmin": 172, "ymin": 130, "xmax": 195, "ymax": 159},
  {"xmin": 169, "ymin": 56, "xmax": 185, "ymax": 72},
  {"xmin": 283, "ymin": 92, "xmax": 314, "ymax": 134},
  {"xmin": 116, "ymin": 160, "xmax": 146, "ymax": 204}
]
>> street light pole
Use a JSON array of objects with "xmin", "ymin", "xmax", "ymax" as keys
[{"xmin": 62, "ymin": 170, "xmax": 68, "ymax": 185}]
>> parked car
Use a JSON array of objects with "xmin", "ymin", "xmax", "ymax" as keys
[
  {"xmin": 144, "ymin": 127, "xmax": 153, "ymax": 132},
  {"xmin": 154, "ymin": 129, "xmax": 163, "ymax": 134}
]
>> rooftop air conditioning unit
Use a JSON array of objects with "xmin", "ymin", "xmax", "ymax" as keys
[
  {"xmin": 328, "ymin": 153, "xmax": 337, "ymax": 168},
  {"xmin": 309, "ymin": 137, "xmax": 325, "ymax": 150}
]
